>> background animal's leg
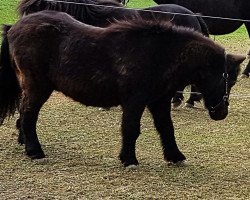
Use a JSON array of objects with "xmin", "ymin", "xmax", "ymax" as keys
[
  {"xmin": 148, "ymin": 96, "xmax": 186, "ymax": 163},
  {"xmin": 241, "ymin": 55, "xmax": 250, "ymax": 77},
  {"xmin": 119, "ymin": 101, "xmax": 146, "ymax": 167},
  {"xmin": 20, "ymin": 87, "xmax": 53, "ymax": 159},
  {"xmin": 172, "ymin": 86, "xmax": 185, "ymax": 108},
  {"xmin": 184, "ymin": 85, "xmax": 203, "ymax": 108},
  {"xmin": 241, "ymin": 23, "xmax": 250, "ymax": 77}
]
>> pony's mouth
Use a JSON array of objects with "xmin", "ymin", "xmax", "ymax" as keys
[{"xmin": 208, "ymin": 103, "xmax": 229, "ymax": 121}]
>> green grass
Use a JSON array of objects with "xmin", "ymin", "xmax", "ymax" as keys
[
  {"xmin": 0, "ymin": 0, "xmax": 250, "ymax": 199},
  {"xmin": 127, "ymin": 0, "xmax": 156, "ymax": 7},
  {"xmin": 0, "ymin": 0, "xmax": 19, "ymax": 24}
]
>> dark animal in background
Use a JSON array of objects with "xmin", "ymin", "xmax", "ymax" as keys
[
  {"xmin": 19, "ymin": 0, "xmax": 124, "ymax": 24},
  {"xmin": 18, "ymin": 0, "xmax": 209, "ymax": 34},
  {"xmin": 153, "ymin": 0, "xmax": 250, "ymax": 77},
  {"xmin": 0, "ymin": 11, "xmax": 244, "ymax": 166}
]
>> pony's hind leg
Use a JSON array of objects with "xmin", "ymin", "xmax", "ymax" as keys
[
  {"xmin": 148, "ymin": 96, "xmax": 186, "ymax": 163},
  {"xmin": 19, "ymin": 83, "xmax": 53, "ymax": 159}
]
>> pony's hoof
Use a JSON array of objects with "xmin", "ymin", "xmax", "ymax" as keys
[
  {"xmin": 18, "ymin": 135, "xmax": 25, "ymax": 145},
  {"xmin": 165, "ymin": 150, "xmax": 186, "ymax": 163},
  {"xmin": 26, "ymin": 149, "xmax": 45, "ymax": 159},
  {"xmin": 184, "ymin": 102, "xmax": 194, "ymax": 108},
  {"xmin": 29, "ymin": 153, "xmax": 45, "ymax": 160},
  {"xmin": 121, "ymin": 159, "xmax": 139, "ymax": 167},
  {"xmin": 125, "ymin": 164, "xmax": 139, "ymax": 170},
  {"xmin": 119, "ymin": 154, "xmax": 139, "ymax": 167},
  {"xmin": 98, "ymin": 107, "xmax": 111, "ymax": 111},
  {"xmin": 240, "ymin": 73, "xmax": 249, "ymax": 79},
  {"xmin": 167, "ymin": 160, "xmax": 188, "ymax": 167},
  {"xmin": 33, "ymin": 157, "xmax": 49, "ymax": 164}
]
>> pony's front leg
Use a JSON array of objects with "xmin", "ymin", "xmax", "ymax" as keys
[
  {"xmin": 119, "ymin": 102, "xmax": 146, "ymax": 167},
  {"xmin": 148, "ymin": 96, "xmax": 186, "ymax": 163}
]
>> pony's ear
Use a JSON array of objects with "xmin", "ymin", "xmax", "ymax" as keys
[{"xmin": 226, "ymin": 54, "xmax": 246, "ymax": 66}]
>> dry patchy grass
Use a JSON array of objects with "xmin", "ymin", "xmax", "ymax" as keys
[
  {"xmin": 1, "ymin": 50, "xmax": 250, "ymax": 199},
  {"xmin": 0, "ymin": 88, "xmax": 249, "ymax": 199}
]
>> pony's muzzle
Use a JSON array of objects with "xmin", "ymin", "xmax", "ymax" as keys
[{"xmin": 208, "ymin": 101, "xmax": 229, "ymax": 121}]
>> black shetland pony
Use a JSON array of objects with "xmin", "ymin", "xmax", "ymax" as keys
[
  {"xmin": 18, "ymin": 0, "xmax": 209, "ymax": 108},
  {"xmin": 0, "ymin": 11, "xmax": 244, "ymax": 167},
  {"xmin": 153, "ymin": 0, "xmax": 250, "ymax": 77}
]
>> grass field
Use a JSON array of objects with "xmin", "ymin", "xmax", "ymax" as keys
[{"xmin": 0, "ymin": 0, "xmax": 250, "ymax": 199}]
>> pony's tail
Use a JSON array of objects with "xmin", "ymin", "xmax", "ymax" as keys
[
  {"xmin": 0, "ymin": 25, "xmax": 20, "ymax": 125},
  {"xmin": 196, "ymin": 14, "xmax": 210, "ymax": 37}
]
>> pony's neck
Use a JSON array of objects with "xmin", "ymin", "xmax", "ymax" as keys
[{"xmin": 174, "ymin": 43, "xmax": 213, "ymax": 85}]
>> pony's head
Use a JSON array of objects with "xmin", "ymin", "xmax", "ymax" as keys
[{"xmin": 198, "ymin": 53, "xmax": 245, "ymax": 120}]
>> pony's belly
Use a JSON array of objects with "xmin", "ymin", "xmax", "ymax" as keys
[
  {"xmin": 73, "ymin": 94, "xmax": 120, "ymax": 107},
  {"xmin": 58, "ymin": 88, "xmax": 121, "ymax": 107},
  {"xmin": 53, "ymin": 75, "xmax": 121, "ymax": 107}
]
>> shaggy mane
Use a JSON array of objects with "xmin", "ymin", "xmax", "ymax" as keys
[{"xmin": 103, "ymin": 18, "xmax": 223, "ymax": 54}]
